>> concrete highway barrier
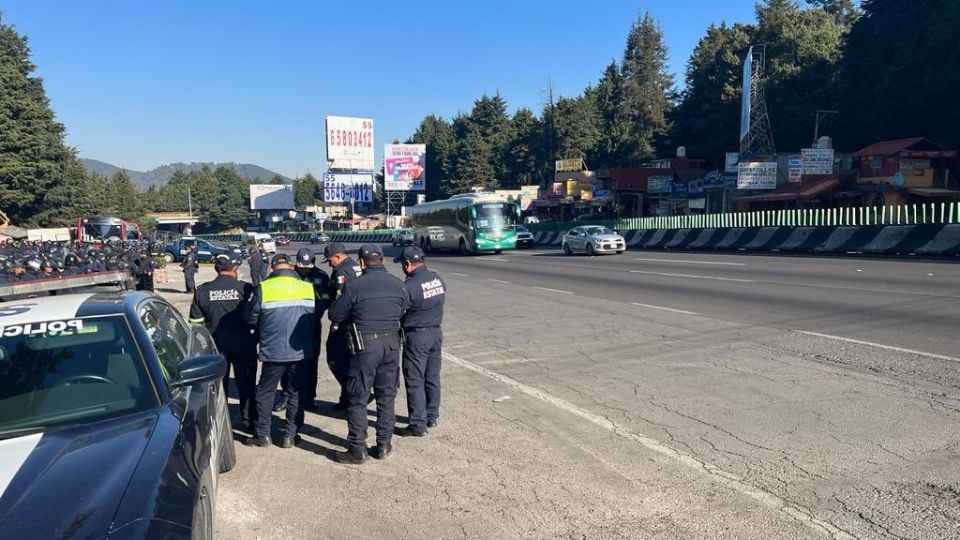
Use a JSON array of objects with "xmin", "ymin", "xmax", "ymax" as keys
[{"xmin": 535, "ymin": 224, "xmax": 960, "ymax": 256}]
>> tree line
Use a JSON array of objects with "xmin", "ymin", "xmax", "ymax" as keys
[
  {"xmin": 2, "ymin": 1, "xmax": 958, "ymax": 228},
  {"xmin": 407, "ymin": 0, "xmax": 959, "ymax": 197}
]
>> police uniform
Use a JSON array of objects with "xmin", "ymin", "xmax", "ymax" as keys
[
  {"xmin": 275, "ymin": 248, "xmax": 331, "ymax": 414},
  {"xmin": 329, "ymin": 244, "xmax": 407, "ymax": 462},
  {"xmin": 323, "ymin": 242, "xmax": 362, "ymax": 408},
  {"xmin": 248, "ymin": 247, "xmax": 264, "ymax": 285},
  {"xmin": 189, "ymin": 254, "xmax": 257, "ymax": 430},
  {"xmin": 395, "ymin": 247, "xmax": 446, "ymax": 434},
  {"xmin": 181, "ymin": 248, "xmax": 199, "ymax": 293},
  {"xmin": 243, "ymin": 253, "xmax": 317, "ymax": 448}
]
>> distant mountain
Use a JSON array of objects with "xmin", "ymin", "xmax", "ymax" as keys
[{"xmin": 80, "ymin": 158, "xmax": 290, "ymax": 190}]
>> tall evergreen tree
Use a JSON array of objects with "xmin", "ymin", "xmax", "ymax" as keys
[
  {"xmin": 448, "ymin": 119, "xmax": 494, "ymax": 194},
  {"xmin": 0, "ymin": 15, "xmax": 82, "ymax": 226},
  {"xmin": 594, "ymin": 61, "xmax": 632, "ymax": 166},
  {"xmin": 407, "ymin": 114, "xmax": 456, "ymax": 201},
  {"xmin": 838, "ymin": 0, "xmax": 960, "ymax": 150},
  {"xmin": 503, "ymin": 107, "xmax": 543, "ymax": 188},
  {"xmin": 619, "ymin": 12, "xmax": 675, "ymax": 163},
  {"xmin": 469, "ymin": 93, "xmax": 512, "ymax": 181},
  {"xmin": 551, "ymin": 92, "xmax": 601, "ymax": 166},
  {"xmin": 671, "ymin": 23, "xmax": 754, "ymax": 165}
]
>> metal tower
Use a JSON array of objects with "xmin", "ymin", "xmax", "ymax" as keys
[{"xmin": 740, "ymin": 45, "xmax": 776, "ymax": 158}]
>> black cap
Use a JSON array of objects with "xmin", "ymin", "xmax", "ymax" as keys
[
  {"xmin": 270, "ymin": 253, "xmax": 291, "ymax": 266},
  {"xmin": 358, "ymin": 243, "xmax": 383, "ymax": 260},
  {"xmin": 296, "ymin": 248, "xmax": 315, "ymax": 267},
  {"xmin": 393, "ymin": 246, "xmax": 425, "ymax": 263},
  {"xmin": 321, "ymin": 242, "xmax": 347, "ymax": 262},
  {"xmin": 214, "ymin": 252, "xmax": 239, "ymax": 271}
]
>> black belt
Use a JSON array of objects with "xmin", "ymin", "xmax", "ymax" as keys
[
  {"xmin": 404, "ymin": 326, "xmax": 440, "ymax": 333},
  {"xmin": 359, "ymin": 331, "xmax": 399, "ymax": 341}
]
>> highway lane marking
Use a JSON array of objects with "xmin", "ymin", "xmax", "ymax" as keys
[
  {"xmin": 635, "ymin": 257, "xmax": 746, "ymax": 267},
  {"xmin": 629, "ymin": 270, "xmax": 756, "ymax": 283},
  {"xmin": 473, "ymin": 257, "xmax": 509, "ymax": 262},
  {"xmin": 443, "ymin": 351, "xmax": 854, "ymax": 539},
  {"xmin": 630, "ymin": 302, "xmax": 700, "ymax": 316},
  {"xmin": 534, "ymin": 286, "xmax": 573, "ymax": 295},
  {"xmin": 796, "ymin": 331, "xmax": 960, "ymax": 364},
  {"xmin": 475, "ymin": 357, "xmax": 549, "ymax": 366},
  {"xmin": 486, "ymin": 278, "xmax": 511, "ymax": 284},
  {"xmin": 449, "ymin": 272, "xmax": 472, "ymax": 277}
]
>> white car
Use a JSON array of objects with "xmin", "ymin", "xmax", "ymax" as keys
[
  {"xmin": 391, "ymin": 228, "xmax": 414, "ymax": 246},
  {"xmin": 562, "ymin": 226, "xmax": 626, "ymax": 256}
]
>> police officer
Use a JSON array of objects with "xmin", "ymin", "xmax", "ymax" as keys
[
  {"xmin": 181, "ymin": 245, "xmax": 199, "ymax": 293},
  {"xmin": 394, "ymin": 246, "xmax": 446, "ymax": 436},
  {"xmin": 243, "ymin": 253, "xmax": 317, "ymax": 448},
  {"xmin": 134, "ymin": 249, "xmax": 155, "ymax": 292},
  {"xmin": 248, "ymin": 245, "xmax": 264, "ymax": 286},
  {"xmin": 295, "ymin": 248, "xmax": 330, "ymax": 412},
  {"xmin": 322, "ymin": 242, "xmax": 362, "ymax": 411},
  {"xmin": 274, "ymin": 248, "xmax": 331, "ymax": 414},
  {"xmin": 189, "ymin": 253, "xmax": 258, "ymax": 433},
  {"xmin": 329, "ymin": 244, "xmax": 407, "ymax": 464}
]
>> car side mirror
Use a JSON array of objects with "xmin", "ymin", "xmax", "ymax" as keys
[{"xmin": 172, "ymin": 354, "xmax": 227, "ymax": 388}]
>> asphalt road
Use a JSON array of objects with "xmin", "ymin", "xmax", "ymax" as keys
[{"xmin": 165, "ymin": 242, "xmax": 960, "ymax": 539}]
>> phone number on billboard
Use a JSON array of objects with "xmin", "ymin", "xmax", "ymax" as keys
[{"xmin": 328, "ymin": 129, "xmax": 373, "ymax": 148}]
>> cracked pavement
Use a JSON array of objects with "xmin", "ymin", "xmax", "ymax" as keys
[{"xmin": 161, "ymin": 244, "xmax": 960, "ymax": 539}]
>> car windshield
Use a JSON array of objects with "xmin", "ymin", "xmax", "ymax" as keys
[
  {"xmin": 585, "ymin": 226, "xmax": 613, "ymax": 236},
  {"xmin": 516, "ymin": 226, "xmax": 529, "ymax": 233},
  {"xmin": 0, "ymin": 315, "xmax": 156, "ymax": 433}
]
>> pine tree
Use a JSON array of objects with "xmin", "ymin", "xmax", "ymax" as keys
[
  {"xmin": 0, "ymin": 15, "xmax": 78, "ymax": 226},
  {"xmin": 448, "ymin": 120, "xmax": 494, "ymax": 194},
  {"xmin": 619, "ymin": 12, "xmax": 675, "ymax": 163},
  {"xmin": 469, "ymin": 93, "xmax": 512, "ymax": 181},
  {"xmin": 503, "ymin": 107, "xmax": 543, "ymax": 188},
  {"xmin": 408, "ymin": 114, "xmax": 456, "ymax": 201},
  {"xmin": 594, "ymin": 61, "xmax": 632, "ymax": 166}
]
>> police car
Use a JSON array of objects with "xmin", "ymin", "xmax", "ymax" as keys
[{"xmin": 0, "ymin": 292, "xmax": 234, "ymax": 539}]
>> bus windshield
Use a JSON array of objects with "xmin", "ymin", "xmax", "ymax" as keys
[
  {"xmin": 473, "ymin": 203, "xmax": 516, "ymax": 232},
  {"xmin": 84, "ymin": 222, "xmax": 122, "ymax": 241}
]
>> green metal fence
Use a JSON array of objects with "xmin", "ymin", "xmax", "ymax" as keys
[{"xmin": 527, "ymin": 202, "xmax": 960, "ymax": 233}]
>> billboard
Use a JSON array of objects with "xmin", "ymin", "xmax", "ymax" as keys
[
  {"xmin": 739, "ymin": 46, "xmax": 753, "ymax": 143},
  {"xmin": 250, "ymin": 184, "xmax": 295, "ymax": 210},
  {"xmin": 737, "ymin": 162, "xmax": 778, "ymax": 190},
  {"xmin": 322, "ymin": 172, "xmax": 373, "ymax": 203},
  {"xmin": 648, "ymin": 175, "xmax": 672, "ymax": 194},
  {"xmin": 519, "ymin": 185, "xmax": 539, "ymax": 211},
  {"xmin": 801, "ymin": 148, "xmax": 834, "ymax": 175},
  {"xmin": 555, "ymin": 158, "xmax": 583, "ymax": 172},
  {"xmin": 326, "ymin": 116, "xmax": 374, "ymax": 171},
  {"xmin": 788, "ymin": 155, "xmax": 803, "ymax": 183},
  {"xmin": 725, "ymin": 152, "xmax": 740, "ymax": 173},
  {"xmin": 384, "ymin": 144, "xmax": 426, "ymax": 191}
]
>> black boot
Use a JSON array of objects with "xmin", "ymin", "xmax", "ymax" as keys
[
  {"xmin": 335, "ymin": 448, "xmax": 367, "ymax": 464},
  {"xmin": 243, "ymin": 435, "xmax": 270, "ymax": 448},
  {"xmin": 369, "ymin": 443, "xmax": 392, "ymax": 460}
]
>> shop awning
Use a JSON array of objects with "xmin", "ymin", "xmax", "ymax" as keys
[
  {"xmin": 906, "ymin": 188, "xmax": 960, "ymax": 198},
  {"xmin": 735, "ymin": 177, "xmax": 840, "ymax": 203}
]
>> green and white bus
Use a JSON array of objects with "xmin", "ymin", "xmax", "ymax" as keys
[{"xmin": 409, "ymin": 193, "xmax": 520, "ymax": 254}]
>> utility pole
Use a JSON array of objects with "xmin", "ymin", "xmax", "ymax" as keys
[{"xmin": 188, "ymin": 187, "xmax": 193, "ymax": 217}]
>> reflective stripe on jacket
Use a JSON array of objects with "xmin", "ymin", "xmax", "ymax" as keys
[{"xmin": 245, "ymin": 269, "xmax": 316, "ymax": 363}]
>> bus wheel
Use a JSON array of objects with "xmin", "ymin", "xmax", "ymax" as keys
[
  {"xmin": 494, "ymin": 249, "xmax": 502, "ymax": 255},
  {"xmin": 458, "ymin": 239, "xmax": 469, "ymax": 255}
]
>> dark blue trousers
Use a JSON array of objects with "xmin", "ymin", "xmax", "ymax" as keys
[
  {"xmin": 402, "ymin": 328, "xmax": 443, "ymax": 430},
  {"xmin": 345, "ymin": 334, "xmax": 399, "ymax": 453},
  {"xmin": 255, "ymin": 361, "xmax": 304, "ymax": 438},
  {"xmin": 326, "ymin": 329, "xmax": 351, "ymax": 405}
]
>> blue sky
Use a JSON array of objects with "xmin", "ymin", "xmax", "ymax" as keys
[{"xmin": 2, "ymin": 1, "xmax": 757, "ymax": 178}]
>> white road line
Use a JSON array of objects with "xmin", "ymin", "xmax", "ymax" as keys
[
  {"xmin": 473, "ymin": 257, "xmax": 509, "ymax": 262},
  {"xmin": 534, "ymin": 286, "xmax": 573, "ymax": 295},
  {"xmin": 635, "ymin": 257, "xmax": 746, "ymax": 266},
  {"xmin": 629, "ymin": 270, "xmax": 756, "ymax": 283},
  {"xmin": 443, "ymin": 351, "xmax": 853, "ymax": 539},
  {"xmin": 475, "ymin": 357, "xmax": 549, "ymax": 366},
  {"xmin": 450, "ymin": 272, "xmax": 471, "ymax": 277},
  {"xmin": 486, "ymin": 278, "xmax": 511, "ymax": 284},
  {"xmin": 796, "ymin": 331, "xmax": 960, "ymax": 363},
  {"xmin": 630, "ymin": 302, "xmax": 700, "ymax": 316}
]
